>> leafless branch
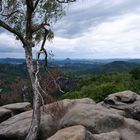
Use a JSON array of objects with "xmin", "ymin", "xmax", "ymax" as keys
[
  {"xmin": 39, "ymin": 29, "xmax": 64, "ymax": 94},
  {"xmin": 45, "ymin": 68, "xmax": 64, "ymax": 94}
]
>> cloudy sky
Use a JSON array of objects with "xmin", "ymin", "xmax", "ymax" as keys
[{"xmin": 0, "ymin": 0, "xmax": 140, "ymax": 59}]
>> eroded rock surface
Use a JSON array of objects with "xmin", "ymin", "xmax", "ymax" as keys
[
  {"xmin": 0, "ymin": 92, "xmax": 140, "ymax": 140},
  {"xmin": 103, "ymin": 90, "xmax": 140, "ymax": 121},
  {"xmin": 59, "ymin": 103, "xmax": 124, "ymax": 133}
]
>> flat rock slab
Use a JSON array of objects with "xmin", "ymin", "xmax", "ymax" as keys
[
  {"xmin": 0, "ymin": 107, "xmax": 12, "ymax": 123},
  {"xmin": 2, "ymin": 102, "xmax": 31, "ymax": 115}
]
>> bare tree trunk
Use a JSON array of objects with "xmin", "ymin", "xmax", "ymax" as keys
[{"xmin": 25, "ymin": 47, "xmax": 41, "ymax": 140}]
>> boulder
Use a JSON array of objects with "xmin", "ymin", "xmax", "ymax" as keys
[
  {"xmin": 59, "ymin": 103, "xmax": 124, "ymax": 133},
  {"xmin": 103, "ymin": 90, "xmax": 140, "ymax": 121},
  {"xmin": 47, "ymin": 125, "xmax": 121, "ymax": 140},
  {"xmin": 2, "ymin": 102, "xmax": 31, "ymax": 115},
  {"xmin": 0, "ymin": 109, "xmax": 58, "ymax": 140},
  {"xmin": 1, "ymin": 97, "xmax": 140, "ymax": 140},
  {"xmin": 0, "ymin": 110, "xmax": 32, "ymax": 140},
  {"xmin": 47, "ymin": 125, "xmax": 87, "ymax": 140},
  {"xmin": 104, "ymin": 91, "xmax": 138, "ymax": 105},
  {"xmin": 0, "ymin": 107, "xmax": 11, "ymax": 123},
  {"xmin": 0, "ymin": 98, "xmax": 94, "ymax": 140}
]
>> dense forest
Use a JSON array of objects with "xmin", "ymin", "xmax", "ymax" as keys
[{"xmin": 1, "ymin": 58, "xmax": 140, "ymax": 105}]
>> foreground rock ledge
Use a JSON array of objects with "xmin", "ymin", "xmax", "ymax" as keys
[
  {"xmin": 0, "ymin": 98, "xmax": 95, "ymax": 140},
  {"xmin": 0, "ymin": 91, "xmax": 140, "ymax": 140},
  {"xmin": 47, "ymin": 125, "xmax": 121, "ymax": 140}
]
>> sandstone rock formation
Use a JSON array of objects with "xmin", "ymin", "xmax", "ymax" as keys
[
  {"xmin": 0, "ymin": 92, "xmax": 140, "ymax": 140},
  {"xmin": 2, "ymin": 102, "xmax": 31, "ymax": 115},
  {"xmin": 103, "ymin": 90, "xmax": 140, "ymax": 121}
]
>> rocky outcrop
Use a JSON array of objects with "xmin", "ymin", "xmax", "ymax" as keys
[
  {"xmin": 0, "ymin": 98, "xmax": 94, "ymax": 140},
  {"xmin": 0, "ymin": 92, "xmax": 140, "ymax": 140},
  {"xmin": 59, "ymin": 103, "xmax": 124, "ymax": 133},
  {"xmin": 47, "ymin": 125, "xmax": 121, "ymax": 140},
  {"xmin": 103, "ymin": 90, "xmax": 140, "ymax": 121},
  {"xmin": 104, "ymin": 90, "xmax": 138, "ymax": 104},
  {"xmin": 2, "ymin": 102, "xmax": 31, "ymax": 115},
  {"xmin": 0, "ymin": 102, "xmax": 31, "ymax": 123},
  {"xmin": 0, "ymin": 107, "xmax": 11, "ymax": 123}
]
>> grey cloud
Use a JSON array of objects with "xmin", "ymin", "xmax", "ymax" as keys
[
  {"xmin": 0, "ymin": 44, "xmax": 24, "ymax": 53},
  {"xmin": 0, "ymin": 28, "xmax": 4, "ymax": 33},
  {"xmin": 48, "ymin": 45, "xmax": 97, "ymax": 59},
  {"xmin": 54, "ymin": 0, "xmax": 140, "ymax": 38},
  {"xmin": 0, "ymin": 46, "xmax": 24, "ymax": 58}
]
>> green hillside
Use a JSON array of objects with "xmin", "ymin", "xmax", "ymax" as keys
[{"xmin": 61, "ymin": 71, "xmax": 140, "ymax": 102}]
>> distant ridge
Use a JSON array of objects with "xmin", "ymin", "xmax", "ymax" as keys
[
  {"xmin": 1, "ymin": 58, "xmax": 140, "ymax": 65},
  {"xmin": 0, "ymin": 58, "xmax": 25, "ymax": 64},
  {"xmin": 103, "ymin": 61, "xmax": 140, "ymax": 72}
]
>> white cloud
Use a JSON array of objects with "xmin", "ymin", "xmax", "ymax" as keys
[
  {"xmin": 0, "ymin": 33, "xmax": 24, "ymax": 58},
  {"xmin": 0, "ymin": 33, "xmax": 19, "ymax": 47},
  {"xmin": 47, "ymin": 13, "xmax": 140, "ymax": 59},
  {"xmin": 0, "ymin": 0, "xmax": 140, "ymax": 59}
]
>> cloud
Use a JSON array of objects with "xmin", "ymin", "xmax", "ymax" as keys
[
  {"xmin": 54, "ymin": 0, "xmax": 140, "ymax": 38},
  {"xmin": 0, "ymin": 33, "xmax": 24, "ymax": 58},
  {"xmin": 0, "ymin": 0, "xmax": 140, "ymax": 58},
  {"xmin": 48, "ymin": 12, "xmax": 140, "ymax": 58}
]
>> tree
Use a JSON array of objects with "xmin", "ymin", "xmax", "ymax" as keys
[{"xmin": 0, "ymin": 0, "xmax": 76, "ymax": 140}]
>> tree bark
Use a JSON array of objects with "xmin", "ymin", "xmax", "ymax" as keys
[{"xmin": 25, "ymin": 47, "xmax": 41, "ymax": 140}]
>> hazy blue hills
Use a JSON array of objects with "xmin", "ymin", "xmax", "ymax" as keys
[
  {"xmin": 1, "ymin": 58, "xmax": 140, "ymax": 64},
  {"xmin": 0, "ymin": 58, "xmax": 25, "ymax": 64},
  {"xmin": 103, "ymin": 61, "xmax": 140, "ymax": 73},
  {"xmin": 1, "ymin": 58, "xmax": 140, "ymax": 76}
]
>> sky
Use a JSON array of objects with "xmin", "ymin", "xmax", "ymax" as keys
[{"xmin": 0, "ymin": 0, "xmax": 140, "ymax": 59}]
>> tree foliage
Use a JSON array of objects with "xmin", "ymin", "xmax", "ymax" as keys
[
  {"xmin": 61, "ymin": 72, "xmax": 140, "ymax": 102},
  {"xmin": 0, "ymin": 0, "xmax": 68, "ymax": 46},
  {"xmin": 0, "ymin": 1, "xmax": 76, "ymax": 140}
]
